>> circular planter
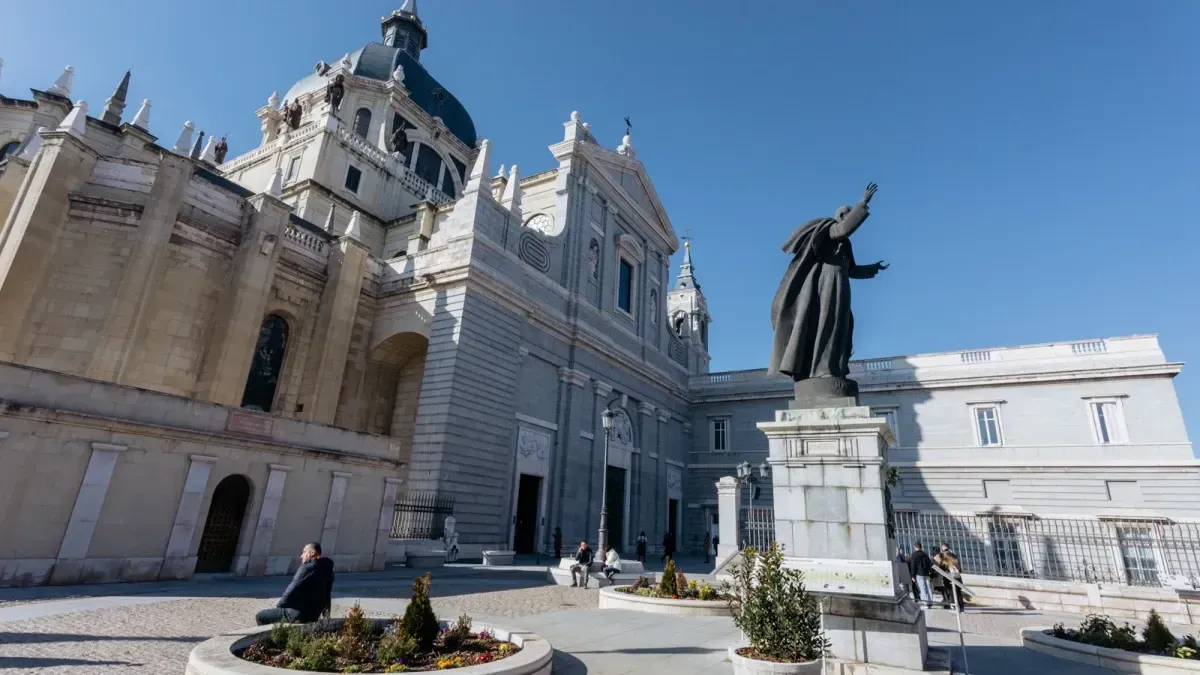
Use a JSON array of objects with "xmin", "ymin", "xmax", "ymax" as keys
[
  {"xmin": 598, "ymin": 585, "xmax": 733, "ymax": 617},
  {"xmin": 185, "ymin": 618, "xmax": 553, "ymax": 675},
  {"xmin": 727, "ymin": 645, "xmax": 822, "ymax": 675},
  {"xmin": 1022, "ymin": 627, "xmax": 1200, "ymax": 674}
]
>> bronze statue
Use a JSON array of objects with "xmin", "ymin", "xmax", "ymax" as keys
[
  {"xmin": 389, "ymin": 121, "xmax": 408, "ymax": 156},
  {"xmin": 214, "ymin": 136, "xmax": 228, "ymax": 164},
  {"xmin": 325, "ymin": 74, "xmax": 345, "ymax": 114},
  {"xmin": 768, "ymin": 182, "xmax": 888, "ymax": 404}
]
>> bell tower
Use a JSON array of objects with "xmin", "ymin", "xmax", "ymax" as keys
[
  {"xmin": 666, "ymin": 241, "xmax": 711, "ymax": 374},
  {"xmin": 381, "ymin": 0, "xmax": 428, "ymax": 62}
]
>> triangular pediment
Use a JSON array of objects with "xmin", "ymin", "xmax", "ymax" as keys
[{"xmin": 585, "ymin": 146, "xmax": 679, "ymax": 251}]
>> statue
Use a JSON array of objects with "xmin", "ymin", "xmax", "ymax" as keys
[
  {"xmin": 389, "ymin": 121, "xmax": 408, "ymax": 156},
  {"xmin": 442, "ymin": 516, "xmax": 459, "ymax": 563},
  {"xmin": 325, "ymin": 74, "xmax": 345, "ymax": 114},
  {"xmin": 768, "ymin": 182, "xmax": 888, "ymax": 404},
  {"xmin": 286, "ymin": 100, "xmax": 302, "ymax": 129},
  {"xmin": 213, "ymin": 136, "xmax": 228, "ymax": 164}
]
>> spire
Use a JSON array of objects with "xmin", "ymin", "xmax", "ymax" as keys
[
  {"xmin": 345, "ymin": 210, "xmax": 364, "ymax": 242},
  {"xmin": 501, "ymin": 164, "xmax": 521, "ymax": 217},
  {"xmin": 382, "ymin": 1, "xmax": 428, "ymax": 60},
  {"xmin": 47, "ymin": 66, "xmax": 74, "ymax": 98},
  {"xmin": 101, "ymin": 70, "xmax": 131, "ymax": 125},
  {"xmin": 400, "ymin": 0, "xmax": 418, "ymax": 16},
  {"xmin": 173, "ymin": 121, "xmax": 195, "ymax": 155},
  {"xmin": 265, "ymin": 167, "xmax": 284, "ymax": 198},
  {"xmin": 130, "ymin": 99, "xmax": 151, "ymax": 131},
  {"xmin": 323, "ymin": 203, "xmax": 337, "ymax": 232},
  {"xmin": 674, "ymin": 239, "xmax": 700, "ymax": 290},
  {"xmin": 57, "ymin": 100, "xmax": 88, "ymax": 138},
  {"xmin": 199, "ymin": 134, "xmax": 218, "ymax": 163},
  {"xmin": 190, "ymin": 130, "xmax": 205, "ymax": 159},
  {"xmin": 463, "ymin": 139, "xmax": 492, "ymax": 194}
]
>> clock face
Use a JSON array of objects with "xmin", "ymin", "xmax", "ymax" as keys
[{"xmin": 526, "ymin": 213, "xmax": 554, "ymax": 235}]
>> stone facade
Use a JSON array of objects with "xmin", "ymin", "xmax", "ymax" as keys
[{"xmin": 0, "ymin": 7, "xmax": 1196, "ymax": 587}]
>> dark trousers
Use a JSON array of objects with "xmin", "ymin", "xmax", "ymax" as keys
[
  {"xmin": 255, "ymin": 607, "xmax": 302, "ymax": 625},
  {"xmin": 636, "ymin": 544, "xmax": 646, "ymax": 562}
]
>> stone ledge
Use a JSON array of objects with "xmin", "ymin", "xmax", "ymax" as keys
[
  {"xmin": 597, "ymin": 585, "xmax": 733, "ymax": 616},
  {"xmin": 185, "ymin": 619, "xmax": 553, "ymax": 675},
  {"xmin": 1022, "ymin": 627, "xmax": 1200, "ymax": 674}
]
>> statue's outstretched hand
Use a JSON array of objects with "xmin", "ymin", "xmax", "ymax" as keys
[
  {"xmin": 862, "ymin": 182, "xmax": 879, "ymax": 204},
  {"xmin": 875, "ymin": 260, "xmax": 889, "ymax": 271}
]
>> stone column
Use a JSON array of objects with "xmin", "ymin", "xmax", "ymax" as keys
[
  {"xmin": 194, "ymin": 193, "xmax": 290, "ymax": 405},
  {"xmin": 372, "ymin": 477, "xmax": 403, "ymax": 570},
  {"xmin": 0, "ymin": 131, "xmax": 99, "ymax": 361},
  {"xmin": 160, "ymin": 454, "xmax": 218, "ymax": 579},
  {"xmin": 320, "ymin": 471, "xmax": 352, "ymax": 557},
  {"xmin": 715, "ymin": 476, "xmax": 739, "ymax": 563},
  {"xmin": 87, "ymin": 153, "xmax": 194, "ymax": 382},
  {"xmin": 298, "ymin": 236, "xmax": 369, "ymax": 423},
  {"xmin": 245, "ymin": 463, "xmax": 291, "ymax": 577},
  {"xmin": 50, "ymin": 442, "xmax": 127, "ymax": 584}
]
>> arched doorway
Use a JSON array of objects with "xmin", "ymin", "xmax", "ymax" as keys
[
  {"xmin": 240, "ymin": 314, "xmax": 289, "ymax": 412},
  {"xmin": 195, "ymin": 475, "xmax": 252, "ymax": 574}
]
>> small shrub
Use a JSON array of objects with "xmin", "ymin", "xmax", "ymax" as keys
[
  {"xmin": 399, "ymin": 574, "xmax": 440, "ymax": 652},
  {"xmin": 676, "ymin": 570, "xmax": 689, "ymax": 595},
  {"xmin": 384, "ymin": 664, "xmax": 409, "ymax": 673},
  {"xmin": 1177, "ymin": 646, "xmax": 1197, "ymax": 660},
  {"xmin": 342, "ymin": 666, "xmax": 363, "ymax": 674},
  {"xmin": 631, "ymin": 576, "xmax": 651, "ymax": 591},
  {"xmin": 442, "ymin": 614, "xmax": 473, "ymax": 652},
  {"xmin": 698, "ymin": 582, "xmax": 715, "ymax": 601},
  {"xmin": 1110, "ymin": 623, "xmax": 1140, "ymax": 652},
  {"xmin": 337, "ymin": 602, "xmax": 372, "ymax": 661},
  {"xmin": 269, "ymin": 622, "xmax": 296, "ymax": 648},
  {"xmin": 659, "ymin": 559, "xmax": 678, "ymax": 597},
  {"xmin": 290, "ymin": 633, "xmax": 337, "ymax": 671},
  {"xmin": 1183, "ymin": 634, "xmax": 1199, "ymax": 650},
  {"xmin": 1143, "ymin": 609, "xmax": 1177, "ymax": 654},
  {"xmin": 728, "ymin": 543, "xmax": 828, "ymax": 663},
  {"xmin": 1050, "ymin": 623, "xmax": 1067, "ymax": 639}
]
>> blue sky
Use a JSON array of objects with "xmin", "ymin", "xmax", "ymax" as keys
[{"xmin": 4, "ymin": 1, "xmax": 1198, "ymax": 436}]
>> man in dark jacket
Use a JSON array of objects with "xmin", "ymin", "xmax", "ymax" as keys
[
  {"xmin": 255, "ymin": 542, "xmax": 335, "ymax": 624},
  {"xmin": 907, "ymin": 542, "xmax": 934, "ymax": 609},
  {"xmin": 569, "ymin": 541, "xmax": 594, "ymax": 588}
]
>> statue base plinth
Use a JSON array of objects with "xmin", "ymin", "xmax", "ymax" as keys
[{"xmin": 790, "ymin": 377, "xmax": 859, "ymax": 409}]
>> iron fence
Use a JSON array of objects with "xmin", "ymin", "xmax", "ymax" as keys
[
  {"xmin": 390, "ymin": 491, "xmax": 455, "ymax": 540},
  {"xmin": 892, "ymin": 512, "xmax": 1200, "ymax": 588},
  {"xmin": 739, "ymin": 507, "xmax": 776, "ymax": 552}
]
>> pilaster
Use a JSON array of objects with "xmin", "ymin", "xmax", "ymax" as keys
[
  {"xmin": 160, "ymin": 454, "xmax": 218, "ymax": 579},
  {"xmin": 297, "ymin": 236, "xmax": 369, "ymax": 422},
  {"xmin": 715, "ymin": 476, "xmax": 739, "ymax": 562},
  {"xmin": 194, "ymin": 193, "xmax": 290, "ymax": 405},
  {"xmin": 87, "ymin": 154, "xmax": 194, "ymax": 383},
  {"xmin": 50, "ymin": 442, "xmax": 127, "ymax": 584},
  {"xmin": 320, "ymin": 471, "xmax": 353, "ymax": 556},
  {"xmin": 0, "ymin": 132, "xmax": 99, "ymax": 361},
  {"xmin": 372, "ymin": 477, "xmax": 404, "ymax": 570},
  {"xmin": 0, "ymin": 156, "xmax": 30, "ymax": 228},
  {"xmin": 244, "ymin": 463, "xmax": 291, "ymax": 576}
]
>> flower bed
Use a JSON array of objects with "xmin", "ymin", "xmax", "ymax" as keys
[
  {"xmin": 231, "ymin": 574, "xmax": 536, "ymax": 673},
  {"xmin": 612, "ymin": 560, "xmax": 733, "ymax": 602},
  {"xmin": 1042, "ymin": 611, "xmax": 1199, "ymax": 662}
]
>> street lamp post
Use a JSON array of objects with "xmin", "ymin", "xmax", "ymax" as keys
[
  {"xmin": 599, "ymin": 406, "xmax": 615, "ymax": 555},
  {"xmin": 736, "ymin": 460, "xmax": 771, "ymax": 548}
]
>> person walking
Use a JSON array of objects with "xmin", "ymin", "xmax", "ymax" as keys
[
  {"xmin": 703, "ymin": 531, "xmax": 712, "ymax": 564},
  {"xmin": 936, "ymin": 543, "xmax": 965, "ymax": 611},
  {"xmin": 907, "ymin": 542, "xmax": 934, "ymax": 609},
  {"xmin": 661, "ymin": 531, "xmax": 676, "ymax": 564},
  {"xmin": 635, "ymin": 531, "xmax": 648, "ymax": 563},
  {"xmin": 896, "ymin": 547, "xmax": 918, "ymax": 603},
  {"xmin": 553, "ymin": 526, "xmax": 563, "ymax": 559}
]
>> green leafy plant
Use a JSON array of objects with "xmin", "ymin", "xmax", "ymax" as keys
[
  {"xmin": 289, "ymin": 633, "xmax": 338, "ymax": 671},
  {"xmin": 336, "ymin": 602, "xmax": 373, "ymax": 662},
  {"xmin": 441, "ymin": 613, "xmax": 473, "ymax": 652},
  {"xmin": 375, "ymin": 628, "xmax": 418, "ymax": 666},
  {"xmin": 1143, "ymin": 609, "xmax": 1177, "ymax": 654},
  {"xmin": 1183, "ymin": 634, "xmax": 1199, "ymax": 651},
  {"xmin": 399, "ymin": 574, "xmax": 440, "ymax": 652},
  {"xmin": 728, "ymin": 543, "xmax": 828, "ymax": 663},
  {"xmin": 698, "ymin": 581, "xmax": 715, "ymax": 601},
  {"xmin": 659, "ymin": 559, "xmax": 678, "ymax": 597}
]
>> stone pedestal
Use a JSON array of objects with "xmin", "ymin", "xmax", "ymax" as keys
[{"xmin": 758, "ymin": 404, "xmax": 928, "ymax": 671}]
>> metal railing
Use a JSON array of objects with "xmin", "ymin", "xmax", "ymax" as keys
[
  {"xmin": 740, "ymin": 507, "xmax": 776, "ymax": 551},
  {"xmin": 390, "ymin": 491, "xmax": 455, "ymax": 540},
  {"xmin": 893, "ymin": 512, "xmax": 1200, "ymax": 588}
]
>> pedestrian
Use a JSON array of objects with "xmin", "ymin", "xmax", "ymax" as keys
[
  {"xmin": 703, "ymin": 531, "xmax": 712, "ymax": 564},
  {"xmin": 569, "ymin": 541, "xmax": 595, "ymax": 588},
  {"xmin": 896, "ymin": 547, "xmax": 918, "ymax": 603},
  {"xmin": 601, "ymin": 546, "xmax": 622, "ymax": 585},
  {"xmin": 255, "ymin": 542, "xmax": 334, "ymax": 625},
  {"xmin": 907, "ymin": 542, "xmax": 934, "ymax": 609},
  {"xmin": 553, "ymin": 526, "xmax": 563, "ymax": 559},
  {"xmin": 661, "ymin": 531, "xmax": 675, "ymax": 563},
  {"xmin": 936, "ymin": 543, "xmax": 964, "ymax": 611},
  {"xmin": 635, "ymin": 530, "xmax": 647, "ymax": 563}
]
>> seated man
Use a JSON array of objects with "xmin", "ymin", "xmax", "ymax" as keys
[
  {"xmin": 569, "ymin": 540, "xmax": 594, "ymax": 589},
  {"xmin": 255, "ymin": 542, "xmax": 335, "ymax": 625}
]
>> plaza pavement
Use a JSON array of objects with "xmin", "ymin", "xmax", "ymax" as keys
[{"xmin": 0, "ymin": 557, "xmax": 1190, "ymax": 674}]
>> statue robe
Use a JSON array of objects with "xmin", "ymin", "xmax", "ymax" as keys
[{"xmin": 768, "ymin": 203, "xmax": 871, "ymax": 381}]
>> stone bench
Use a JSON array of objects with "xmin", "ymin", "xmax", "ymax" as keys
[
  {"xmin": 554, "ymin": 558, "xmax": 646, "ymax": 575},
  {"xmin": 482, "ymin": 550, "xmax": 515, "ymax": 566},
  {"xmin": 405, "ymin": 550, "xmax": 446, "ymax": 568}
]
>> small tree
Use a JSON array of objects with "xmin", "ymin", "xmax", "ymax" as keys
[
  {"xmin": 1143, "ymin": 609, "xmax": 1177, "ymax": 654},
  {"xmin": 727, "ymin": 543, "xmax": 828, "ymax": 663},
  {"xmin": 400, "ymin": 574, "xmax": 440, "ymax": 652},
  {"xmin": 659, "ymin": 558, "xmax": 678, "ymax": 596}
]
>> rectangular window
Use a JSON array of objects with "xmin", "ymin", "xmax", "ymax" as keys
[
  {"xmin": 1116, "ymin": 525, "xmax": 1159, "ymax": 585},
  {"xmin": 344, "ymin": 165, "xmax": 362, "ymax": 193},
  {"xmin": 974, "ymin": 406, "xmax": 1002, "ymax": 446},
  {"xmin": 284, "ymin": 156, "xmax": 301, "ymax": 182},
  {"xmin": 1090, "ymin": 400, "xmax": 1128, "ymax": 444},
  {"xmin": 618, "ymin": 259, "xmax": 634, "ymax": 313},
  {"xmin": 983, "ymin": 479, "xmax": 1011, "ymax": 503},
  {"xmin": 871, "ymin": 408, "xmax": 898, "ymax": 447},
  {"xmin": 1106, "ymin": 480, "xmax": 1141, "ymax": 502},
  {"xmin": 711, "ymin": 418, "xmax": 728, "ymax": 452}
]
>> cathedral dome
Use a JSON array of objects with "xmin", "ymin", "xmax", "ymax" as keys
[{"xmin": 283, "ymin": 42, "xmax": 477, "ymax": 148}]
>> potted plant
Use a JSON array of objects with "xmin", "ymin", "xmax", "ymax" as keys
[{"xmin": 726, "ymin": 542, "xmax": 828, "ymax": 675}]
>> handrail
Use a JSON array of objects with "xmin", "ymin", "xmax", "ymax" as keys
[{"xmin": 931, "ymin": 564, "xmax": 969, "ymax": 674}]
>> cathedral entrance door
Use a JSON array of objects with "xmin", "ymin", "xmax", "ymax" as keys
[
  {"xmin": 605, "ymin": 466, "xmax": 627, "ymax": 554},
  {"xmin": 513, "ymin": 474, "xmax": 542, "ymax": 554},
  {"xmin": 195, "ymin": 475, "xmax": 251, "ymax": 574}
]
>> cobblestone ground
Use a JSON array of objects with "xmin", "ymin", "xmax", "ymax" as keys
[{"xmin": 0, "ymin": 583, "xmax": 599, "ymax": 674}]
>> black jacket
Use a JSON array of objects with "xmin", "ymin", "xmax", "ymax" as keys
[
  {"xmin": 277, "ymin": 557, "xmax": 335, "ymax": 621},
  {"xmin": 574, "ymin": 547, "xmax": 594, "ymax": 566},
  {"xmin": 908, "ymin": 550, "xmax": 934, "ymax": 578}
]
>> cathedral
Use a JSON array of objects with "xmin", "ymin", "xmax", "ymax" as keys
[{"xmin": 1, "ymin": 3, "xmax": 1195, "ymax": 588}]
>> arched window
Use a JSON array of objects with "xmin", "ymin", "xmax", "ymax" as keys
[
  {"xmin": 352, "ymin": 107, "xmax": 372, "ymax": 138},
  {"xmin": 0, "ymin": 141, "xmax": 20, "ymax": 161},
  {"xmin": 240, "ymin": 314, "xmax": 289, "ymax": 412}
]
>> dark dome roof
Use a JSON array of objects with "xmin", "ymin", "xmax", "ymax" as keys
[{"xmin": 284, "ymin": 42, "xmax": 477, "ymax": 148}]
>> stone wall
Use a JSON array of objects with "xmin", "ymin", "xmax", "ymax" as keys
[{"xmin": 960, "ymin": 574, "xmax": 1200, "ymax": 625}]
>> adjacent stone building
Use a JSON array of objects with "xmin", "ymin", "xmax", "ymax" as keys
[{"xmin": 0, "ymin": 4, "xmax": 1195, "ymax": 587}]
